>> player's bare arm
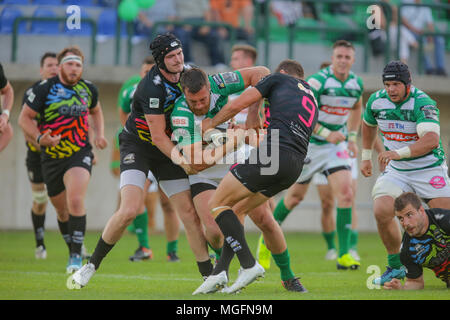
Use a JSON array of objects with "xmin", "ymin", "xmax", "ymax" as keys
[{"xmin": 89, "ymin": 102, "xmax": 108, "ymax": 149}]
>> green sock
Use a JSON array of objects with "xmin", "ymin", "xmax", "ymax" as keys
[
  {"xmin": 207, "ymin": 242, "xmax": 222, "ymax": 259},
  {"xmin": 133, "ymin": 210, "xmax": 149, "ymax": 249},
  {"xmin": 336, "ymin": 207, "xmax": 352, "ymax": 257},
  {"xmin": 388, "ymin": 253, "xmax": 402, "ymax": 269},
  {"xmin": 167, "ymin": 240, "xmax": 178, "ymax": 254},
  {"xmin": 273, "ymin": 198, "xmax": 292, "ymax": 225},
  {"xmin": 272, "ymin": 249, "xmax": 295, "ymax": 281},
  {"xmin": 350, "ymin": 230, "xmax": 358, "ymax": 250},
  {"xmin": 322, "ymin": 230, "xmax": 336, "ymax": 250}
]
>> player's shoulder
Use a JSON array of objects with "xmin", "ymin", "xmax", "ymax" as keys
[
  {"xmin": 171, "ymin": 97, "xmax": 193, "ymax": 128},
  {"xmin": 367, "ymin": 89, "xmax": 388, "ymax": 105},
  {"xmin": 306, "ymin": 68, "xmax": 329, "ymax": 91},
  {"xmin": 136, "ymin": 68, "xmax": 165, "ymax": 97},
  {"xmin": 173, "ymin": 96, "xmax": 192, "ymax": 115},
  {"xmin": 79, "ymin": 78, "xmax": 98, "ymax": 92},
  {"xmin": 411, "ymin": 86, "xmax": 436, "ymax": 107}
]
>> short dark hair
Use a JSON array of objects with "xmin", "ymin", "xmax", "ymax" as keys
[
  {"xmin": 231, "ymin": 44, "xmax": 257, "ymax": 62},
  {"xmin": 394, "ymin": 192, "xmax": 422, "ymax": 212},
  {"xmin": 332, "ymin": 40, "xmax": 355, "ymax": 51},
  {"xmin": 275, "ymin": 59, "xmax": 304, "ymax": 79},
  {"xmin": 180, "ymin": 68, "xmax": 208, "ymax": 94},
  {"xmin": 40, "ymin": 52, "xmax": 57, "ymax": 67},
  {"xmin": 320, "ymin": 61, "xmax": 331, "ymax": 70},
  {"xmin": 143, "ymin": 55, "xmax": 155, "ymax": 65}
]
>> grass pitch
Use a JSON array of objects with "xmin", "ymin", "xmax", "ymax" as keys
[{"xmin": 0, "ymin": 230, "xmax": 448, "ymax": 300}]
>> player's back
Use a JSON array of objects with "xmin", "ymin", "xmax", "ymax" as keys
[{"xmin": 255, "ymin": 73, "xmax": 318, "ymax": 157}]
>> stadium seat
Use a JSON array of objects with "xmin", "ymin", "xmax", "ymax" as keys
[
  {"xmin": 97, "ymin": 8, "xmax": 116, "ymax": 36},
  {"xmin": 3, "ymin": 0, "xmax": 29, "ymax": 4},
  {"xmin": 32, "ymin": 0, "xmax": 62, "ymax": 5},
  {"xmin": 64, "ymin": 8, "xmax": 92, "ymax": 36},
  {"xmin": 30, "ymin": 7, "xmax": 61, "ymax": 34},
  {"xmin": 0, "ymin": 6, "xmax": 27, "ymax": 34},
  {"xmin": 97, "ymin": 8, "xmax": 129, "ymax": 36},
  {"xmin": 66, "ymin": 0, "xmax": 96, "ymax": 6}
]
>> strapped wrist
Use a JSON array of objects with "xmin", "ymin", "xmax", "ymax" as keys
[
  {"xmin": 361, "ymin": 149, "xmax": 373, "ymax": 161},
  {"xmin": 395, "ymin": 146, "xmax": 411, "ymax": 159},
  {"xmin": 36, "ymin": 134, "xmax": 43, "ymax": 145},
  {"xmin": 348, "ymin": 131, "xmax": 357, "ymax": 143}
]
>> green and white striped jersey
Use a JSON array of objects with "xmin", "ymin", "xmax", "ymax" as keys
[
  {"xmin": 306, "ymin": 66, "xmax": 364, "ymax": 145},
  {"xmin": 171, "ymin": 70, "xmax": 245, "ymax": 146},
  {"xmin": 363, "ymin": 86, "xmax": 445, "ymax": 171}
]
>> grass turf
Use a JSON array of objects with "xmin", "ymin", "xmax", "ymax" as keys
[{"xmin": 0, "ymin": 230, "xmax": 448, "ymax": 300}]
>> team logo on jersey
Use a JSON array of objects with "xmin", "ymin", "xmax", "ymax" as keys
[
  {"xmin": 153, "ymin": 75, "xmax": 162, "ymax": 85},
  {"xmin": 83, "ymin": 156, "xmax": 91, "ymax": 166},
  {"xmin": 123, "ymin": 153, "xmax": 135, "ymax": 164},
  {"xmin": 221, "ymin": 72, "xmax": 239, "ymax": 85},
  {"xmin": 420, "ymin": 105, "xmax": 438, "ymax": 121},
  {"xmin": 429, "ymin": 176, "xmax": 446, "ymax": 189},
  {"xmin": 28, "ymin": 91, "xmax": 36, "ymax": 103},
  {"xmin": 212, "ymin": 74, "xmax": 225, "ymax": 88},
  {"xmin": 172, "ymin": 116, "xmax": 189, "ymax": 127},
  {"xmin": 149, "ymin": 98, "xmax": 159, "ymax": 109},
  {"xmin": 381, "ymin": 131, "xmax": 418, "ymax": 142}
]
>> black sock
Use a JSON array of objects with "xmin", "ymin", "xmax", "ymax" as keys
[
  {"xmin": 197, "ymin": 259, "xmax": 214, "ymax": 279},
  {"xmin": 212, "ymin": 241, "xmax": 235, "ymax": 276},
  {"xmin": 31, "ymin": 210, "xmax": 45, "ymax": 248},
  {"xmin": 57, "ymin": 219, "xmax": 71, "ymax": 253},
  {"xmin": 69, "ymin": 214, "xmax": 86, "ymax": 256},
  {"xmin": 89, "ymin": 237, "xmax": 115, "ymax": 270},
  {"xmin": 215, "ymin": 209, "xmax": 255, "ymax": 269}
]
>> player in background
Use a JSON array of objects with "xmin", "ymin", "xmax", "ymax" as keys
[
  {"xmin": 19, "ymin": 46, "xmax": 108, "ymax": 273},
  {"xmin": 361, "ymin": 61, "xmax": 450, "ymax": 285},
  {"xmin": 259, "ymin": 40, "xmax": 363, "ymax": 270},
  {"xmin": 22, "ymin": 52, "xmax": 58, "ymax": 259},
  {"xmin": 0, "ymin": 62, "xmax": 14, "ymax": 152}
]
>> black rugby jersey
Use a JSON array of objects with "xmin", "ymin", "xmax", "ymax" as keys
[
  {"xmin": 255, "ymin": 73, "xmax": 319, "ymax": 157},
  {"xmin": 123, "ymin": 65, "xmax": 190, "ymax": 147},
  {"xmin": 400, "ymin": 208, "xmax": 450, "ymax": 284}
]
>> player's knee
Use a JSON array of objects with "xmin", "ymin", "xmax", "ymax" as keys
[
  {"xmin": 321, "ymin": 199, "xmax": 334, "ymax": 215},
  {"xmin": 67, "ymin": 195, "xmax": 85, "ymax": 215},
  {"xmin": 179, "ymin": 206, "xmax": 201, "ymax": 226},
  {"xmin": 118, "ymin": 203, "xmax": 141, "ymax": 225},
  {"xmin": 160, "ymin": 200, "xmax": 174, "ymax": 214},
  {"xmin": 286, "ymin": 193, "xmax": 304, "ymax": 208},
  {"xmin": 32, "ymin": 202, "xmax": 47, "ymax": 214}
]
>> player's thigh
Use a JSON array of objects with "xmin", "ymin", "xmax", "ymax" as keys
[
  {"xmin": 285, "ymin": 182, "xmax": 309, "ymax": 205},
  {"xmin": 327, "ymin": 169, "xmax": 353, "ymax": 200},
  {"xmin": 427, "ymin": 197, "xmax": 450, "ymax": 210},
  {"xmin": 209, "ymin": 171, "xmax": 255, "ymax": 210}
]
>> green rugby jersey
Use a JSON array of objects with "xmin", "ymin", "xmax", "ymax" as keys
[
  {"xmin": 171, "ymin": 71, "xmax": 245, "ymax": 146},
  {"xmin": 117, "ymin": 74, "xmax": 141, "ymax": 114},
  {"xmin": 306, "ymin": 66, "xmax": 364, "ymax": 145},
  {"xmin": 363, "ymin": 86, "xmax": 445, "ymax": 171}
]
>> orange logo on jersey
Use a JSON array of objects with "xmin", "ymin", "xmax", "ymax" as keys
[
  {"xmin": 382, "ymin": 131, "xmax": 418, "ymax": 142},
  {"xmin": 321, "ymin": 105, "xmax": 350, "ymax": 116}
]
